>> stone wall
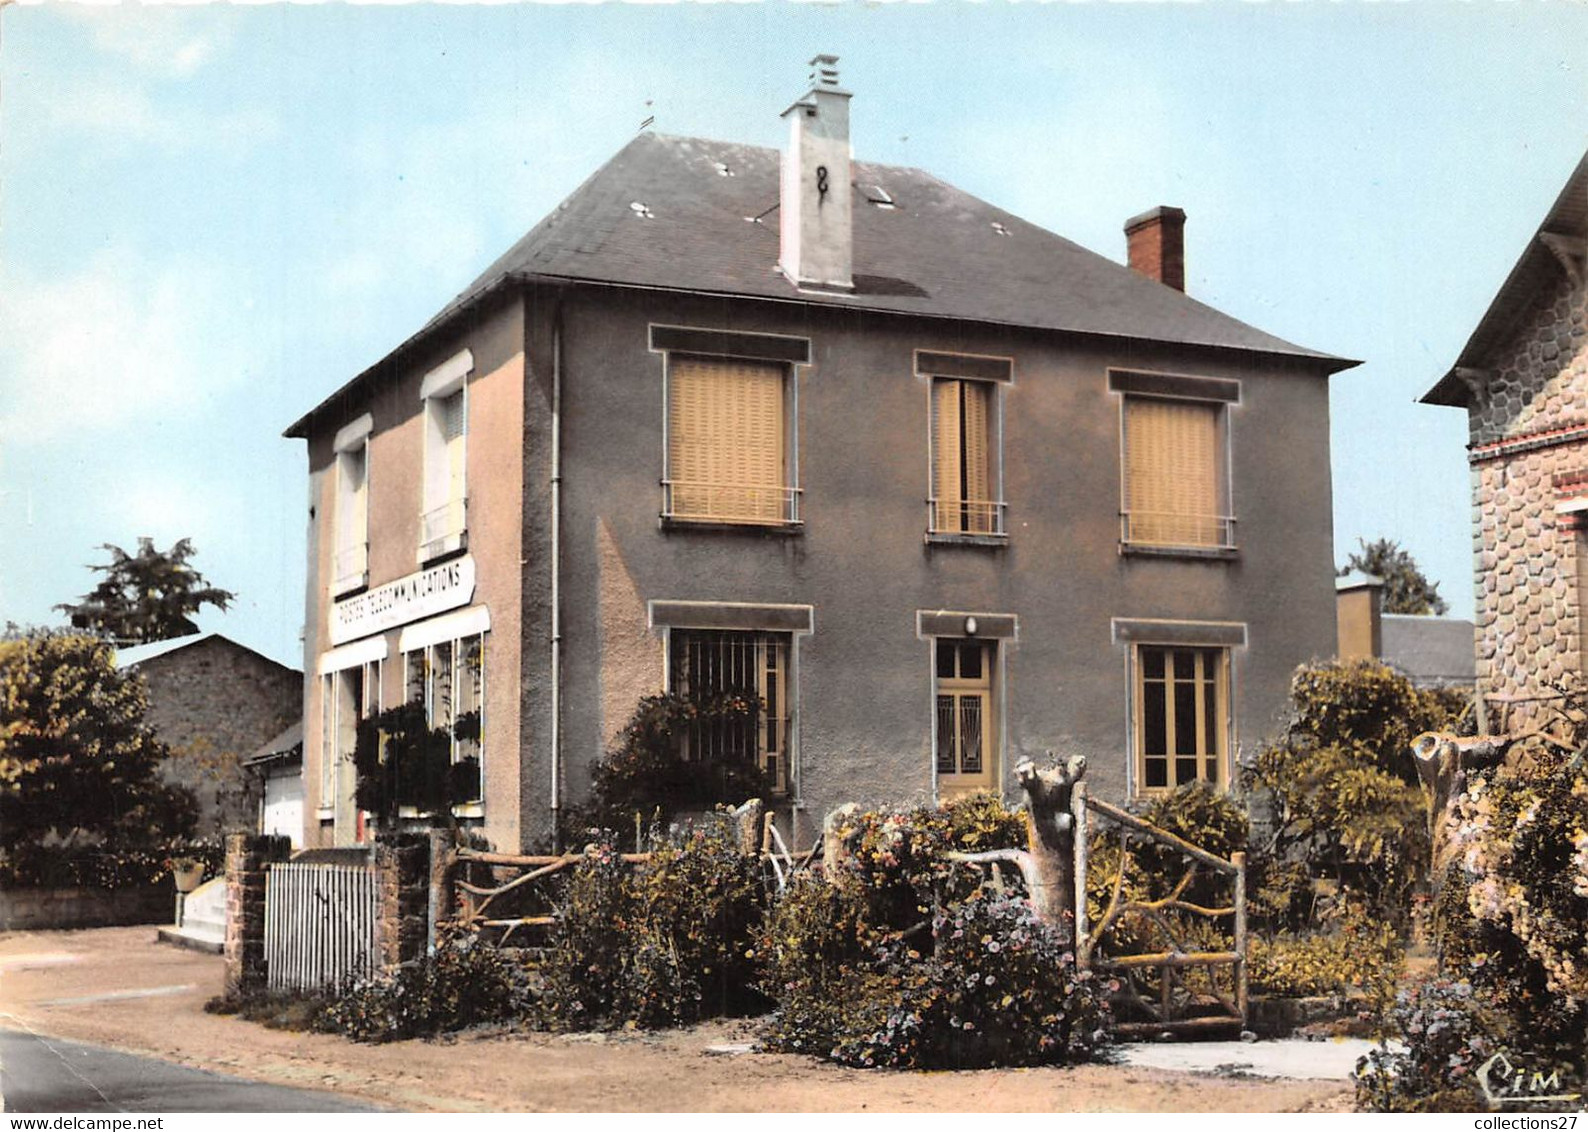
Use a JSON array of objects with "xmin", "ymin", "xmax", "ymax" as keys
[
  {"xmin": 134, "ymin": 638, "xmax": 301, "ymax": 839},
  {"xmin": 0, "ymin": 885, "xmax": 170, "ymax": 931},
  {"xmin": 1468, "ymin": 269, "xmax": 1588, "ymax": 710}
]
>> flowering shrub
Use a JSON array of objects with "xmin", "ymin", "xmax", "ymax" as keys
[
  {"xmin": 763, "ymin": 886, "xmax": 1110, "ymax": 1069},
  {"xmin": 316, "ymin": 933, "xmax": 529, "ymax": 1043},
  {"xmin": 760, "ymin": 795, "xmax": 1108, "ymax": 1070},
  {"xmin": 537, "ymin": 817, "xmax": 768, "ymax": 1030},
  {"xmin": 1354, "ymin": 977, "xmax": 1501, "ymax": 1112}
]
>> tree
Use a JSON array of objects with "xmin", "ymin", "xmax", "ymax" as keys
[
  {"xmin": 1340, "ymin": 537, "xmax": 1449, "ymax": 616},
  {"xmin": 0, "ymin": 632, "xmax": 196, "ymax": 854},
  {"xmin": 55, "ymin": 538, "xmax": 236, "ymax": 646}
]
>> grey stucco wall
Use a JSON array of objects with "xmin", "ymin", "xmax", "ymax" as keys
[{"xmin": 525, "ymin": 284, "xmax": 1338, "ymax": 848}]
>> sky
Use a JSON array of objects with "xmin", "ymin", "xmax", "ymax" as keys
[{"xmin": 0, "ymin": 1, "xmax": 1585, "ymax": 670}]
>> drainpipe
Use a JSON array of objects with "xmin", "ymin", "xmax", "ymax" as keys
[{"xmin": 549, "ymin": 300, "xmax": 564, "ymax": 851}]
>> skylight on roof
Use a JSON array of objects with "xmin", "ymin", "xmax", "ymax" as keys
[
  {"xmin": 630, "ymin": 201, "xmax": 654, "ymax": 220},
  {"xmin": 863, "ymin": 185, "xmax": 896, "ymax": 210},
  {"xmin": 713, "ymin": 162, "xmax": 735, "ymax": 177},
  {"xmin": 990, "ymin": 221, "xmax": 1010, "ymax": 237}
]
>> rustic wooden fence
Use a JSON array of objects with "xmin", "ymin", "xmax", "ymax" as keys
[{"xmin": 264, "ymin": 862, "xmax": 379, "ymax": 990}]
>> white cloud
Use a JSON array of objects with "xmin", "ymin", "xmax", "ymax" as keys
[
  {"xmin": 0, "ymin": 252, "xmax": 241, "ymax": 441},
  {"xmin": 48, "ymin": 81, "xmax": 280, "ymax": 159},
  {"xmin": 73, "ymin": 7, "xmax": 235, "ymax": 80}
]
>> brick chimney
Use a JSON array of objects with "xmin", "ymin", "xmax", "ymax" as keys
[
  {"xmin": 1124, "ymin": 206, "xmax": 1187, "ymax": 292},
  {"xmin": 779, "ymin": 55, "xmax": 853, "ymax": 292}
]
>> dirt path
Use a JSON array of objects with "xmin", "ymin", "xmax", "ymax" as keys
[{"xmin": 0, "ymin": 927, "xmax": 1353, "ymax": 1112}]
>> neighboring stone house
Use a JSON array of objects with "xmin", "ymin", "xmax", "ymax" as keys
[
  {"xmin": 1422, "ymin": 151, "xmax": 1588, "ymax": 725},
  {"xmin": 1335, "ymin": 573, "xmax": 1477, "ymax": 690},
  {"xmin": 116, "ymin": 633, "xmax": 302, "ymax": 839},
  {"xmin": 285, "ymin": 58, "xmax": 1356, "ymax": 853}
]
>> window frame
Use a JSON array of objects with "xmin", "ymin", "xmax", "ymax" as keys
[
  {"xmin": 401, "ymin": 630, "xmax": 487, "ymax": 814},
  {"xmin": 931, "ymin": 637, "xmax": 1000, "ymax": 799},
  {"xmin": 1131, "ymin": 643, "xmax": 1230, "ymax": 796},
  {"xmin": 917, "ymin": 351, "xmax": 1012, "ymax": 544},
  {"xmin": 418, "ymin": 350, "xmax": 473, "ymax": 564},
  {"xmin": 330, "ymin": 414, "xmax": 372, "ymax": 596},
  {"xmin": 318, "ymin": 659, "xmax": 381, "ymax": 840},
  {"xmin": 1110, "ymin": 368, "xmax": 1239, "ymax": 557},
  {"xmin": 665, "ymin": 627, "xmax": 794, "ymax": 796},
  {"xmin": 649, "ymin": 326, "xmax": 810, "ymax": 531}
]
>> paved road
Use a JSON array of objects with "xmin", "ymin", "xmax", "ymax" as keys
[{"xmin": 0, "ymin": 1029, "xmax": 378, "ymax": 1113}]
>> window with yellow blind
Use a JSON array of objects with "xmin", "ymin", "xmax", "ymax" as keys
[
  {"xmin": 1121, "ymin": 396, "xmax": 1233, "ymax": 550},
  {"xmin": 665, "ymin": 354, "xmax": 794, "ymax": 525},
  {"xmin": 930, "ymin": 378, "xmax": 1003, "ymax": 536}
]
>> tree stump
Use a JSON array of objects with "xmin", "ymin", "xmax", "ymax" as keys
[
  {"xmin": 1411, "ymin": 731, "xmax": 1506, "ymax": 892},
  {"xmin": 1015, "ymin": 753, "xmax": 1087, "ymax": 943}
]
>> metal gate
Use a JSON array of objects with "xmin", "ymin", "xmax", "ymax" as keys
[{"xmin": 264, "ymin": 862, "xmax": 379, "ymax": 990}]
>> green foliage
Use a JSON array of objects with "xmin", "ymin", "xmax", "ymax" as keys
[
  {"xmin": 54, "ymin": 537, "xmax": 235, "ymax": 647},
  {"xmin": 1339, "ymin": 537, "xmax": 1449, "ymax": 616},
  {"xmin": 1244, "ymin": 660, "xmax": 1461, "ymax": 926},
  {"xmin": 1248, "ymin": 902, "xmax": 1403, "ymax": 1006},
  {"xmin": 351, "ymin": 701, "xmax": 480, "ymax": 829},
  {"xmin": 763, "ymin": 885, "xmax": 1110, "ymax": 1070},
  {"xmin": 578, "ymin": 691, "xmax": 773, "ymax": 841},
  {"xmin": 760, "ymin": 796, "xmax": 1108, "ymax": 1070},
  {"xmin": 315, "ymin": 934, "xmax": 528, "ymax": 1043},
  {"xmin": 537, "ymin": 817, "xmax": 768, "ymax": 1030},
  {"xmin": 0, "ymin": 633, "xmax": 196, "ymax": 865},
  {"xmin": 0, "ymin": 840, "xmax": 219, "ymax": 890},
  {"xmin": 1355, "ymin": 978, "xmax": 1503, "ymax": 1112}
]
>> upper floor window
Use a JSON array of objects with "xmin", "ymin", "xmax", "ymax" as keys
[
  {"xmin": 1111, "ymin": 370, "xmax": 1239, "ymax": 553},
  {"xmin": 331, "ymin": 413, "xmax": 372, "ymax": 595},
  {"xmin": 919, "ymin": 351, "xmax": 1011, "ymax": 540},
  {"xmin": 666, "ymin": 355, "xmax": 794, "ymax": 525},
  {"xmin": 419, "ymin": 351, "xmax": 472, "ymax": 562},
  {"xmin": 651, "ymin": 326, "xmax": 810, "ymax": 529}
]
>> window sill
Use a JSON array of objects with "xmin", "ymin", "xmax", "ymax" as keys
[
  {"xmin": 417, "ymin": 534, "xmax": 468, "ymax": 567},
  {"xmin": 925, "ymin": 531, "xmax": 1008, "ymax": 548},
  {"xmin": 317, "ymin": 807, "xmax": 334, "ymax": 822},
  {"xmin": 331, "ymin": 574, "xmax": 368, "ymax": 599},
  {"xmin": 1120, "ymin": 542, "xmax": 1239, "ymax": 562},
  {"xmin": 660, "ymin": 516, "xmax": 804, "ymax": 537},
  {"xmin": 453, "ymin": 803, "xmax": 484, "ymax": 819}
]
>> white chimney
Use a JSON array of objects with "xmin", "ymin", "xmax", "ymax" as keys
[{"xmin": 779, "ymin": 55, "xmax": 853, "ymax": 292}]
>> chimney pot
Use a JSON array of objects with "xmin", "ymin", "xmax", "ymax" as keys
[{"xmin": 1124, "ymin": 205, "xmax": 1187, "ymax": 292}]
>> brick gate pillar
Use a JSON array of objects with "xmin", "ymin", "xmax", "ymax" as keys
[{"xmin": 223, "ymin": 833, "xmax": 291, "ymax": 995}]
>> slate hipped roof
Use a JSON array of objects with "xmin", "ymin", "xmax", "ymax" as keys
[
  {"xmin": 1423, "ymin": 150, "xmax": 1588, "ymax": 407},
  {"xmin": 288, "ymin": 132, "xmax": 1352, "ymax": 438}
]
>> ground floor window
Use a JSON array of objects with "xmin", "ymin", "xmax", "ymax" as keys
[
  {"xmin": 668, "ymin": 628, "xmax": 791, "ymax": 794},
  {"xmin": 935, "ymin": 638, "xmax": 997, "ymax": 797},
  {"xmin": 320, "ymin": 661, "xmax": 380, "ymax": 836},
  {"xmin": 403, "ymin": 633, "xmax": 485, "ymax": 806},
  {"xmin": 1135, "ymin": 644, "xmax": 1228, "ymax": 791}
]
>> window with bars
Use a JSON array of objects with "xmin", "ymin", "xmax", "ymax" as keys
[
  {"xmin": 934, "ymin": 639, "xmax": 996, "ymax": 797},
  {"xmin": 1121, "ymin": 396, "xmax": 1233, "ymax": 549},
  {"xmin": 1135, "ymin": 645, "xmax": 1228, "ymax": 793},
  {"xmin": 930, "ymin": 377, "xmax": 1003, "ymax": 535},
  {"xmin": 668, "ymin": 628, "xmax": 791, "ymax": 793},
  {"xmin": 420, "ymin": 387, "xmax": 467, "ymax": 559},
  {"xmin": 665, "ymin": 354, "xmax": 795, "ymax": 525},
  {"xmin": 403, "ymin": 633, "xmax": 485, "ymax": 806}
]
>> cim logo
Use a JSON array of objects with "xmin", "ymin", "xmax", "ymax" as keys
[{"xmin": 1477, "ymin": 1051, "xmax": 1583, "ymax": 1108}]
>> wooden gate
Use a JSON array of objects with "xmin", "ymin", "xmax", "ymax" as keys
[
  {"xmin": 1072, "ymin": 783, "xmax": 1248, "ymax": 1035},
  {"xmin": 264, "ymin": 862, "xmax": 379, "ymax": 990}
]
